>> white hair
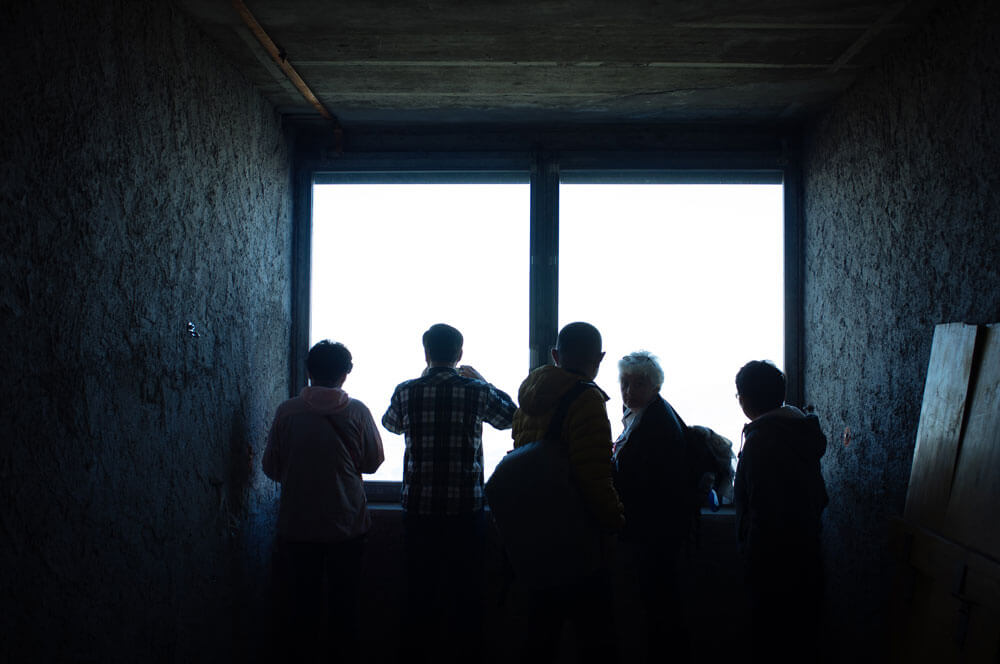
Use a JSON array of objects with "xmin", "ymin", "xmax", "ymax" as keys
[{"xmin": 617, "ymin": 350, "xmax": 664, "ymax": 390}]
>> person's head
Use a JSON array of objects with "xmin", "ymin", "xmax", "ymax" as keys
[
  {"xmin": 422, "ymin": 323, "xmax": 464, "ymax": 366},
  {"xmin": 307, "ymin": 340, "xmax": 353, "ymax": 387},
  {"xmin": 735, "ymin": 360, "xmax": 785, "ymax": 420},
  {"xmin": 552, "ymin": 322, "xmax": 605, "ymax": 380},
  {"xmin": 617, "ymin": 350, "xmax": 663, "ymax": 410}
]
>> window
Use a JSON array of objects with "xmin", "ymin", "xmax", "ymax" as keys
[
  {"xmin": 302, "ymin": 160, "xmax": 793, "ymax": 490},
  {"xmin": 310, "ymin": 180, "xmax": 530, "ymax": 482},
  {"xmin": 559, "ymin": 182, "xmax": 784, "ymax": 449}
]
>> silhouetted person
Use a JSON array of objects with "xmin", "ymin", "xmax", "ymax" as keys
[
  {"xmin": 613, "ymin": 350, "xmax": 713, "ymax": 661},
  {"xmin": 382, "ymin": 323, "xmax": 516, "ymax": 664},
  {"xmin": 511, "ymin": 322, "xmax": 624, "ymax": 664},
  {"xmin": 734, "ymin": 360, "xmax": 828, "ymax": 664},
  {"xmin": 263, "ymin": 340, "xmax": 385, "ymax": 663}
]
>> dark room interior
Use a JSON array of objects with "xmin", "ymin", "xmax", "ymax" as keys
[{"xmin": 2, "ymin": 0, "xmax": 998, "ymax": 662}]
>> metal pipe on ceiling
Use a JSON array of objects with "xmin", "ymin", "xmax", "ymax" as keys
[{"xmin": 231, "ymin": 0, "xmax": 338, "ymax": 127}]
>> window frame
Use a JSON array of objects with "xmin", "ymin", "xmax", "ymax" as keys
[{"xmin": 291, "ymin": 148, "xmax": 803, "ymax": 501}]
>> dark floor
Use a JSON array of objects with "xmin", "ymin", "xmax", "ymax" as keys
[{"xmin": 323, "ymin": 507, "xmax": 750, "ymax": 663}]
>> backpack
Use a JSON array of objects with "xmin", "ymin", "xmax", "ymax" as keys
[
  {"xmin": 665, "ymin": 403, "xmax": 736, "ymax": 513},
  {"xmin": 484, "ymin": 381, "xmax": 602, "ymax": 589},
  {"xmin": 685, "ymin": 424, "xmax": 736, "ymax": 509}
]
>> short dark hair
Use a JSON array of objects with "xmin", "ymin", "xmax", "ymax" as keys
[
  {"xmin": 556, "ymin": 322, "xmax": 602, "ymax": 367},
  {"xmin": 307, "ymin": 340, "xmax": 353, "ymax": 384},
  {"xmin": 735, "ymin": 360, "xmax": 786, "ymax": 414},
  {"xmin": 422, "ymin": 323, "xmax": 463, "ymax": 363}
]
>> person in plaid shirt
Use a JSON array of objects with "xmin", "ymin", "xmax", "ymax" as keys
[{"xmin": 382, "ymin": 323, "xmax": 516, "ymax": 664}]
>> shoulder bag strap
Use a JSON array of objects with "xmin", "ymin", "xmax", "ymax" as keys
[{"xmin": 545, "ymin": 380, "xmax": 598, "ymax": 444}]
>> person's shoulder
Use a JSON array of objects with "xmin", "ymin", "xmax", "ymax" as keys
[
  {"xmin": 345, "ymin": 397, "xmax": 374, "ymax": 416},
  {"xmin": 470, "ymin": 378, "xmax": 501, "ymax": 396},
  {"xmin": 465, "ymin": 375, "xmax": 504, "ymax": 393},
  {"xmin": 566, "ymin": 383, "xmax": 611, "ymax": 422},
  {"xmin": 741, "ymin": 417, "xmax": 792, "ymax": 461},
  {"xmin": 646, "ymin": 397, "xmax": 685, "ymax": 433},
  {"xmin": 645, "ymin": 395, "xmax": 673, "ymax": 419},
  {"xmin": 576, "ymin": 381, "xmax": 609, "ymax": 404},
  {"xmin": 453, "ymin": 376, "xmax": 506, "ymax": 407},
  {"xmin": 271, "ymin": 395, "xmax": 307, "ymax": 421},
  {"xmin": 390, "ymin": 375, "xmax": 426, "ymax": 393},
  {"xmin": 742, "ymin": 420, "xmax": 776, "ymax": 443}
]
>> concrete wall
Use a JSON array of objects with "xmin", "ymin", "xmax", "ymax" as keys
[
  {"xmin": 0, "ymin": 1, "xmax": 292, "ymax": 661},
  {"xmin": 801, "ymin": 0, "xmax": 1000, "ymax": 658}
]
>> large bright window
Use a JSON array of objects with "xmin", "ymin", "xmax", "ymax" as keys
[
  {"xmin": 559, "ymin": 183, "xmax": 784, "ymax": 451},
  {"xmin": 310, "ymin": 183, "xmax": 530, "ymax": 482},
  {"xmin": 307, "ymin": 170, "xmax": 787, "ymax": 488}
]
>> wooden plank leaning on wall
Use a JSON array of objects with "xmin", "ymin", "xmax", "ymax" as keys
[{"xmin": 891, "ymin": 322, "xmax": 1000, "ymax": 663}]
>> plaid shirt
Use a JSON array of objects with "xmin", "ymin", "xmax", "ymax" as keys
[{"xmin": 382, "ymin": 367, "xmax": 517, "ymax": 515}]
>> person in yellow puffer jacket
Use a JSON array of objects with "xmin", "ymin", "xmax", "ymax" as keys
[
  {"xmin": 512, "ymin": 357, "xmax": 626, "ymax": 532},
  {"xmin": 511, "ymin": 321, "xmax": 625, "ymax": 663}
]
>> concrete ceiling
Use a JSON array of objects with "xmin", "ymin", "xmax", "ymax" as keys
[{"xmin": 177, "ymin": 0, "xmax": 937, "ymax": 126}]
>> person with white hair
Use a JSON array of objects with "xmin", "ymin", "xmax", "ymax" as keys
[{"xmin": 612, "ymin": 350, "xmax": 713, "ymax": 661}]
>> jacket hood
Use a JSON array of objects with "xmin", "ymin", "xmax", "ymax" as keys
[
  {"xmin": 745, "ymin": 404, "xmax": 827, "ymax": 460},
  {"xmin": 517, "ymin": 364, "xmax": 605, "ymax": 416},
  {"xmin": 299, "ymin": 386, "xmax": 351, "ymax": 414}
]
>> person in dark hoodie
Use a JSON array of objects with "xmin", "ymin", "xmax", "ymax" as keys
[
  {"xmin": 263, "ymin": 340, "xmax": 385, "ymax": 663},
  {"xmin": 734, "ymin": 360, "xmax": 828, "ymax": 664}
]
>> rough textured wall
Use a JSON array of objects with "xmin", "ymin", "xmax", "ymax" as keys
[
  {"xmin": 0, "ymin": 1, "xmax": 291, "ymax": 661},
  {"xmin": 801, "ymin": 0, "xmax": 1000, "ymax": 658}
]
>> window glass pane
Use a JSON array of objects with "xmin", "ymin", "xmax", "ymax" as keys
[
  {"xmin": 559, "ymin": 183, "xmax": 784, "ymax": 465},
  {"xmin": 311, "ymin": 183, "xmax": 530, "ymax": 482}
]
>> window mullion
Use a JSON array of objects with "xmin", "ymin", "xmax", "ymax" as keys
[{"xmin": 529, "ymin": 153, "xmax": 559, "ymax": 371}]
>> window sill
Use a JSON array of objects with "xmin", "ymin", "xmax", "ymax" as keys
[{"xmin": 365, "ymin": 481, "xmax": 735, "ymax": 517}]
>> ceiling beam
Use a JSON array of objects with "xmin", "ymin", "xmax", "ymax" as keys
[{"xmin": 231, "ymin": 0, "xmax": 335, "ymax": 121}]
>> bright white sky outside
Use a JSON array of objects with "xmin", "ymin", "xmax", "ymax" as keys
[
  {"xmin": 311, "ymin": 182, "xmax": 783, "ymax": 483},
  {"xmin": 560, "ymin": 184, "xmax": 784, "ymax": 467},
  {"xmin": 311, "ymin": 184, "xmax": 529, "ymax": 481}
]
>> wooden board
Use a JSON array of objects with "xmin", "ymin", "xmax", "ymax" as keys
[
  {"xmin": 888, "ymin": 518, "xmax": 1000, "ymax": 663},
  {"xmin": 904, "ymin": 323, "xmax": 979, "ymax": 529},
  {"xmin": 944, "ymin": 324, "xmax": 1000, "ymax": 561}
]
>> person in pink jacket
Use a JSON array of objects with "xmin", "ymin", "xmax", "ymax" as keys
[{"xmin": 263, "ymin": 340, "xmax": 384, "ymax": 662}]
